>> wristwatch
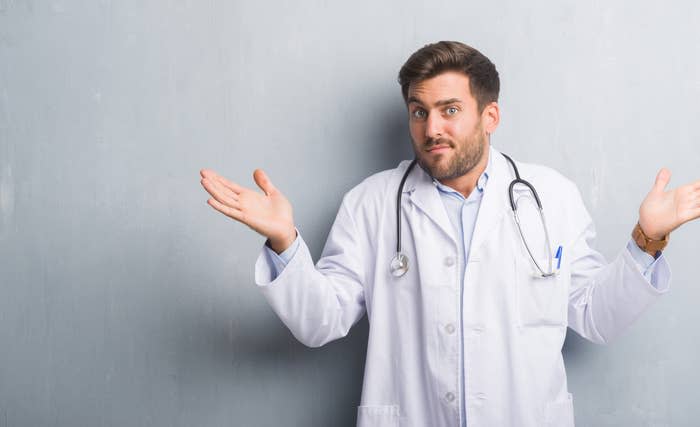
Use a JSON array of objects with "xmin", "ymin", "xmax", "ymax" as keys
[{"xmin": 631, "ymin": 222, "xmax": 669, "ymax": 257}]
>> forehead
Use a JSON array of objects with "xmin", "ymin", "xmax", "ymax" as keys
[{"xmin": 407, "ymin": 71, "xmax": 476, "ymax": 107}]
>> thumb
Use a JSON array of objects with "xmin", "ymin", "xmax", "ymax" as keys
[
  {"xmin": 652, "ymin": 168, "xmax": 671, "ymax": 194},
  {"xmin": 253, "ymin": 169, "xmax": 277, "ymax": 196}
]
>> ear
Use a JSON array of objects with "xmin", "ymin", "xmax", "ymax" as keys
[{"xmin": 481, "ymin": 102, "xmax": 500, "ymax": 134}]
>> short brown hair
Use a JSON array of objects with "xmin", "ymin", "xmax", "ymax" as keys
[{"xmin": 398, "ymin": 41, "xmax": 500, "ymax": 113}]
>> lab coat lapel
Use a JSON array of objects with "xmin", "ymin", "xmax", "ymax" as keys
[
  {"xmin": 469, "ymin": 146, "xmax": 511, "ymax": 254},
  {"xmin": 402, "ymin": 163, "xmax": 457, "ymax": 246}
]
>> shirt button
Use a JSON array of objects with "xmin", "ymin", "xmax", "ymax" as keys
[
  {"xmin": 444, "ymin": 323, "xmax": 456, "ymax": 334},
  {"xmin": 445, "ymin": 392, "xmax": 456, "ymax": 402},
  {"xmin": 444, "ymin": 256, "xmax": 455, "ymax": 267}
]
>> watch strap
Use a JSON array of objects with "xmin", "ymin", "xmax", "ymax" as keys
[{"xmin": 632, "ymin": 222, "xmax": 668, "ymax": 257}]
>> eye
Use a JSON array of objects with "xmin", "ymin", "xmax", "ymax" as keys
[
  {"xmin": 411, "ymin": 109, "xmax": 427, "ymax": 120},
  {"xmin": 446, "ymin": 106, "xmax": 458, "ymax": 115}
]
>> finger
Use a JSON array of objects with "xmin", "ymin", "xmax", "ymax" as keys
[
  {"xmin": 201, "ymin": 178, "xmax": 240, "ymax": 207},
  {"xmin": 207, "ymin": 198, "xmax": 246, "ymax": 222},
  {"xmin": 676, "ymin": 179, "xmax": 700, "ymax": 192},
  {"xmin": 253, "ymin": 169, "xmax": 277, "ymax": 196},
  {"xmin": 680, "ymin": 186, "xmax": 699, "ymax": 199},
  {"xmin": 207, "ymin": 177, "xmax": 239, "ymax": 201},
  {"xmin": 200, "ymin": 168, "xmax": 230, "ymax": 186},
  {"xmin": 652, "ymin": 168, "xmax": 671, "ymax": 193},
  {"xmin": 200, "ymin": 169, "xmax": 246, "ymax": 194},
  {"xmin": 215, "ymin": 174, "xmax": 246, "ymax": 194}
]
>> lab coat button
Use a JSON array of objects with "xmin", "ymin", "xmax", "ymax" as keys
[
  {"xmin": 445, "ymin": 392, "xmax": 456, "ymax": 402},
  {"xmin": 444, "ymin": 256, "xmax": 455, "ymax": 267},
  {"xmin": 445, "ymin": 323, "xmax": 456, "ymax": 334}
]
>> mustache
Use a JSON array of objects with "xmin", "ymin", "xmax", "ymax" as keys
[{"xmin": 424, "ymin": 137, "xmax": 453, "ymax": 149}]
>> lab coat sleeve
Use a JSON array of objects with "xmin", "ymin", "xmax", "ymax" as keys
[
  {"xmin": 566, "ymin": 187, "xmax": 671, "ymax": 345},
  {"xmin": 254, "ymin": 198, "xmax": 367, "ymax": 348},
  {"xmin": 625, "ymin": 238, "xmax": 669, "ymax": 289},
  {"xmin": 261, "ymin": 231, "xmax": 301, "ymax": 279}
]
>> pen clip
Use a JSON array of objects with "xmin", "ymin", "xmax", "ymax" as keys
[{"xmin": 554, "ymin": 245, "xmax": 563, "ymax": 270}]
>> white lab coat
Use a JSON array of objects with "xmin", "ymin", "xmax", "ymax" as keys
[{"xmin": 254, "ymin": 145, "xmax": 670, "ymax": 427}]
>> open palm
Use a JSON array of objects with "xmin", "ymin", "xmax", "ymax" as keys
[
  {"xmin": 638, "ymin": 168, "xmax": 700, "ymax": 240},
  {"xmin": 200, "ymin": 168, "xmax": 296, "ymax": 252}
]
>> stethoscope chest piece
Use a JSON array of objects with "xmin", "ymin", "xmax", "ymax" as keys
[{"xmin": 390, "ymin": 253, "xmax": 409, "ymax": 277}]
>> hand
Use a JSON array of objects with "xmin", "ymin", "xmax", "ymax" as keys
[
  {"xmin": 200, "ymin": 168, "xmax": 297, "ymax": 253},
  {"xmin": 638, "ymin": 168, "xmax": 700, "ymax": 239}
]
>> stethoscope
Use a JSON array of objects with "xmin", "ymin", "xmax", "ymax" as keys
[{"xmin": 390, "ymin": 153, "xmax": 557, "ymax": 278}]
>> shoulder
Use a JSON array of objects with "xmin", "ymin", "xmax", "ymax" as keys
[
  {"xmin": 511, "ymin": 158, "xmax": 580, "ymax": 196},
  {"xmin": 506, "ymin": 155, "xmax": 592, "ymax": 238},
  {"xmin": 342, "ymin": 160, "xmax": 413, "ymax": 208},
  {"xmin": 327, "ymin": 161, "xmax": 410, "ymax": 238},
  {"xmin": 503, "ymin": 153, "xmax": 588, "ymax": 216}
]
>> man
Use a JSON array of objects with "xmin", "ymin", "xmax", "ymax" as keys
[{"xmin": 200, "ymin": 41, "xmax": 700, "ymax": 427}]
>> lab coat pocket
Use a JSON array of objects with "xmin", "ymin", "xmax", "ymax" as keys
[
  {"xmin": 545, "ymin": 393, "xmax": 575, "ymax": 427},
  {"xmin": 357, "ymin": 405, "xmax": 400, "ymax": 427},
  {"xmin": 516, "ymin": 265, "xmax": 568, "ymax": 327}
]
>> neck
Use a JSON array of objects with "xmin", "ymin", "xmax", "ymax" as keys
[{"xmin": 437, "ymin": 144, "xmax": 490, "ymax": 198}]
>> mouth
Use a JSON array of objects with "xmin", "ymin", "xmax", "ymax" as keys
[{"xmin": 426, "ymin": 145, "xmax": 450, "ymax": 154}]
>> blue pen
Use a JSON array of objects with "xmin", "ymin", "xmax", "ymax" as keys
[{"xmin": 555, "ymin": 245, "xmax": 563, "ymax": 270}]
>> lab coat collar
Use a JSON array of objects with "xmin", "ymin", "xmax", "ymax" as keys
[{"xmin": 401, "ymin": 144, "xmax": 510, "ymax": 252}]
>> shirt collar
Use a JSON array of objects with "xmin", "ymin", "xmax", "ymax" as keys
[{"xmin": 432, "ymin": 148, "xmax": 492, "ymax": 196}]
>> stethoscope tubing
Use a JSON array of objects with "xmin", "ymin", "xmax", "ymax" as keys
[
  {"xmin": 396, "ymin": 159, "xmax": 418, "ymax": 254},
  {"xmin": 392, "ymin": 152, "xmax": 556, "ymax": 278}
]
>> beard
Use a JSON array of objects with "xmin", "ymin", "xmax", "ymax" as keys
[{"xmin": 414, "ymin": 127, "xmax": 487, "ymax": 181}]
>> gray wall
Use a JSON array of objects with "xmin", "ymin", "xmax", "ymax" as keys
[{"xmin": 1, "ymin": 1, "xmax": 699, "ymax": 426}]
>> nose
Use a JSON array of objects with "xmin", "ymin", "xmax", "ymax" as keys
[{"xmin": 425, "ymin": 113, "xmax": 443, "ymax": 140}]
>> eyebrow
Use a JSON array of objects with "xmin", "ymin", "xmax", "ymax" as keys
[{"xmin": 407, "ymin": 97, "xmax": 463, "ymax": 107}]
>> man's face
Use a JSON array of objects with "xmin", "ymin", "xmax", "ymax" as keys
[{"xmin": 406, "ymin": 71, "xmax": 488, "ymax": 181}]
